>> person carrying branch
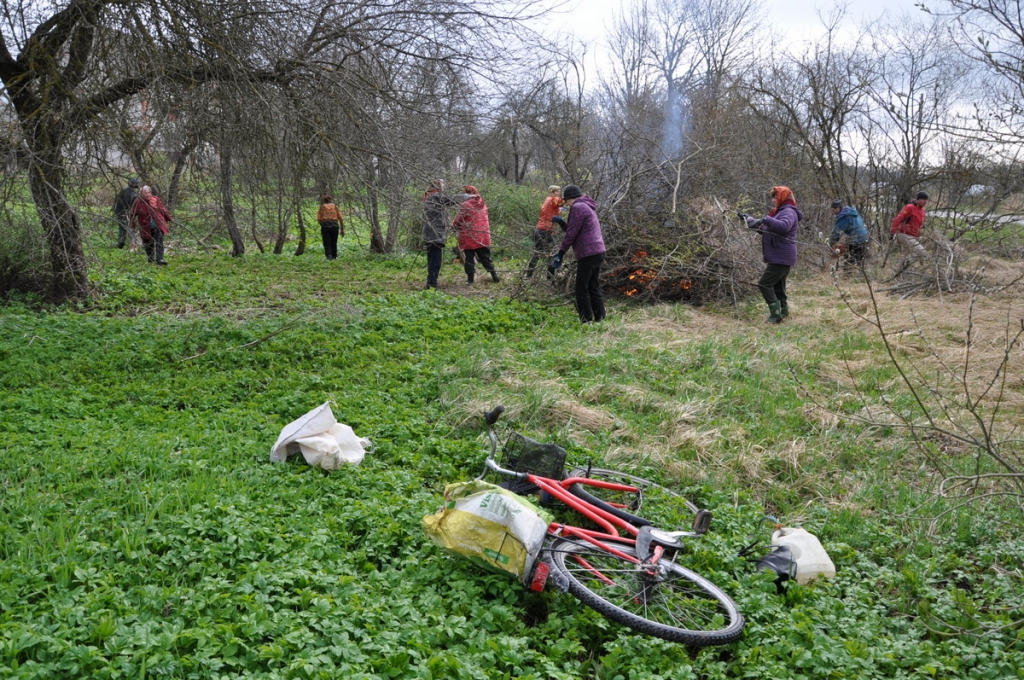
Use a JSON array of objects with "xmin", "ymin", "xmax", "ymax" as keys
[
  {"xmin": 828, "ymin": 199, "xmax": 869, "ymax": 270},
  {"xmin": 741, "ymin": 185, "xmax": 802, "ymax": 324},
  {"xmin": 317, "ymin": 194, "xmax": 344, "ymax": 261},
  {"xmin": 890, "ymin": 191, "xmax": 930, "ymax": 268},
  {"xmin": 550, "ymin": 185, "xmax": 606, "ymax": 323},
  {"xmin": 452, "ymin": 186, "xmax": 500, "ymax": 285},
  {"xmin": 527, "ymin": 185, "xmax": 564, "ymax": 278}
]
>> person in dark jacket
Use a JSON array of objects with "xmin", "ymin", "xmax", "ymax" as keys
[
  {"xmin": 828, "ymin": 199, "xmax": 869, "ymax": 269},
  {"xmin": 551, "ymin": 185, "xmax": 607, "ymax": 323},
  {"xmin": 112, "ymin": 178, "xmax": 140, "ymax": 248},
  {"xmin": 743, "ymin": 186, "xmax": 803, "ymax": 324},
  {"xmin": 421, "ymin": 179, "xmax": 470, "ymax": 289}
]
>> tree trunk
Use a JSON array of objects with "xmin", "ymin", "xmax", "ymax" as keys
[
  {"xmin": 366, "ymin": 161, "xmax": 386, "ymax": 253},
  {"xmin": 294, "ymin": 190, "xmax": 306, "ymax": 256},
  {"xmin": 220, "ymin": 145, "xmax": 245, "ymax": 257},
  {"xmin": 27, "ymin": 145, "xmax": 89, "ymax": 299},
  {"xmin": 273, "ymin": 188, "xmax": 287, "ymax": 254}
]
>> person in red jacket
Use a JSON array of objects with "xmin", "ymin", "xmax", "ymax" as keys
[
  {"xmin": 527, "ymin": 185, "xmax": 563, "ymax": 278},
  {"xmin": 890, "ymin": 191, "xmax": 930, "ymax": 265},
  {"xmin": 451, "ymin": 186, "xmax": 499, "ymax": 284},
  {"xmin": 129, "ymin": 185, "xmax": 171, "ymax": 264}
]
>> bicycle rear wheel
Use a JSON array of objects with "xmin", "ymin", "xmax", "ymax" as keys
[
  {"xmin": 548, "ymin": 539, "xmax": 744, "ymax": 646},
  {"xmin": 565, "ymin": 467, "xmax": 705, "ymax": 532}
]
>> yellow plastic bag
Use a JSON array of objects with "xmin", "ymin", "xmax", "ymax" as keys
[{"xmin": 422, "ymin": 480, "xmax": 552, "ymax": 584}]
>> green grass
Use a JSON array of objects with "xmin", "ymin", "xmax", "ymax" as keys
[{"xmin": 1, "ymin": 223, "xmax": 1022, "ymax": 678}]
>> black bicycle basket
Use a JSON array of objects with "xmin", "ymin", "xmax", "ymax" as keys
[{"xmin": 499, "ymin": 433, "xmax": 567, "ymax": 495}]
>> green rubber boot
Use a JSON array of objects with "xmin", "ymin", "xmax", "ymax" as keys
[
  {"xmin": 767, "ymin": 301, "xmax": 784, "ymax": 324},
  {"xmin": 780, "ymin": 301, "xmax": 789, "ymax": 318}
]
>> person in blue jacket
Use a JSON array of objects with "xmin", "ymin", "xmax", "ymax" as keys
[{"xmin": 828, "ymin": 199, "xmax": 869, "ymax": 269}]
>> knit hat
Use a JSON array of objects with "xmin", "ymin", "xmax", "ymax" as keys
[
  {"xmin": 548, "ymin": 185, "xmax": 561, "ymax": 192},
  {"xmin": 562, "ymin": 185, "xmax": 582, "ymax": 200},
  {"xmin": 464, "ymin": 185, "xmax": 479, "ymax": 195},
  {"xmin": 128, "ymin": 178, "xmax": 140, "ymax": 188},
  {"xmin": 830, "ymin": 199, "xmax": 843, "ymax": 210},
  {"xmin": 916, "ymin": 191, "xmax": 929, "ymax": 200}
]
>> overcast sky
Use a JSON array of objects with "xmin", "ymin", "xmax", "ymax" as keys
[{"xmin": 545, "ymin": 0, "xmax": 933, "ymax": 75}]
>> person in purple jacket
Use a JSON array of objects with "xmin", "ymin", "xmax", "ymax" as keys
[
  {"xmin": 742, "ymin": 185, "xmax": 803, "ymax": 324},
  {"xmin": 550, "ymin": 185, "xmax": 607, "ymax": 323}
]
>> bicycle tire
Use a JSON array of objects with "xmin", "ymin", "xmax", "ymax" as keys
[
  {"xmin": 565, "ymin": 467, "xmax": 701, "ymax": 530},
  {"xmin": 548, "ymin": 539, "xmax": 744, "ymax": 646}
]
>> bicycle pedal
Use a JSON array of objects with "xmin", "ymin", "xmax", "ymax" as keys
[{"xmin": 692, "ymin": 509, "xmax": 713, "ymax": 534}]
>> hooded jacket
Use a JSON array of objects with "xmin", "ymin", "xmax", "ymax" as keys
[
  {"xmin": 559, "ymin": 195, "xmax": 605, "ymax": 259},
  {"xmin": 891, "ymin": 202, "xmax": 925, "ymax": 237},
  {"xmin": 452, "ymin": 194, "xmax": 492, "ymax": 250},
  {"xmin": 830, "ymin": 207, "xmax": 868, "ymax": 245}
]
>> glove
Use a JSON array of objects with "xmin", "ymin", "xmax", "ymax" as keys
[
  {"xmin": 746, "ymin": 216, "xmax": 762, "ymax": 229},
  {"xmin": 737, "ymin": 211, "xmax": 748, "ymax": 223},
  {"xmin": 551, "ymin": 216, "xmax": 567, "ymax": 231},
  {"xmin": 550, "ymin": 252, "xmax": 564, "ymax": 270}
]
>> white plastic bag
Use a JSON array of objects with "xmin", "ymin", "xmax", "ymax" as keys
[{"xmin": 270, "ymin": 402, "xmax": 372, "ymax": 470}]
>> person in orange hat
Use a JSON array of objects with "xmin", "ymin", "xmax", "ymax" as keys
[
  {"xmin": 451, "ymin": 186, "xmax": 499, "ymax": 284},
  {"xmin": 741, "ymin": 186, "xmax": 803, "ymax": 323}
]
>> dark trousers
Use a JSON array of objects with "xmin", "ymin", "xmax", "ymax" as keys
[
  {"xmin": 463, "ymin": 247, "xmax": 496, "ymax": 283},
  {"xmin": 526, "ymin": 229, "xmax": 556, "ymax": 277},
  {"xmin": 575, "ymin": 252, "xmax": 606, "ymax": 323},
  {"xmin": 142, "ymin": 230, "xmax": 165, "ymax": 263},
  {"xmin": 426, "ymin": 243, "xmax": 444, "ymax": 288},
  {"xmin": 757, "ymin": 263, "xmax": 790, "ymax": 305},
  {"xmin": 116, "ymin": 217, "xmax": 128, "ymax": 248},
  {"xmin": 846, "ymin": 242, "xmax": 867, "ymax": 268},
  {"xmin": 321, "ymin": 221, "xmax": 340, "ymax": 260}
]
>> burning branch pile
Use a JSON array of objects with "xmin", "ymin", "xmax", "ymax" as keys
[{"xmin": 598, "ymin": 199, "xmax": 763, "ymax": 306}]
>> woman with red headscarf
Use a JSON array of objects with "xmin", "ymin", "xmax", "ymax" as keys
[
  {"xmin": 451, "ymin": 186, "xmax": 499, "ymax": 284},
  {"xmin": 742, "ymin": 186, "xmax": 803, "ymax": 324}
]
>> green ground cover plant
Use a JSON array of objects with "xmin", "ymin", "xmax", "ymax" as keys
[{"xmin": 1, "ymin": 225, "xmax": 1021, "ymax": 679}]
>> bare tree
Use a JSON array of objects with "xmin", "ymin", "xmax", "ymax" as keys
[{"xmin": 0, "ymin": 0, "xmax": 546, "ymax": 298}]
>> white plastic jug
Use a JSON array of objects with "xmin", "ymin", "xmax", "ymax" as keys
[{"xmin": 771, "ymin": 527, "xmax": 836, "ymax": 585}]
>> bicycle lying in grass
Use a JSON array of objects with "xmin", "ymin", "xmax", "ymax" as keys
[{"xmin": 478, "ymin": 405, "xmax": 744, "ymax": 647}]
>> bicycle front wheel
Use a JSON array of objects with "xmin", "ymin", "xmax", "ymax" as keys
[
  {"xmin": 565, "ymin": 467, "xmax": 703, "ymax": 531},
  {"xmin": 548, "ymin": 539, "xmax": 744, "ymax": 646}
]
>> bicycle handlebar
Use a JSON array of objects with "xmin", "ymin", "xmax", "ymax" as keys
[{"xmin": 477, "ymin": 405, "xmax": 527, "ymax": 481}]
